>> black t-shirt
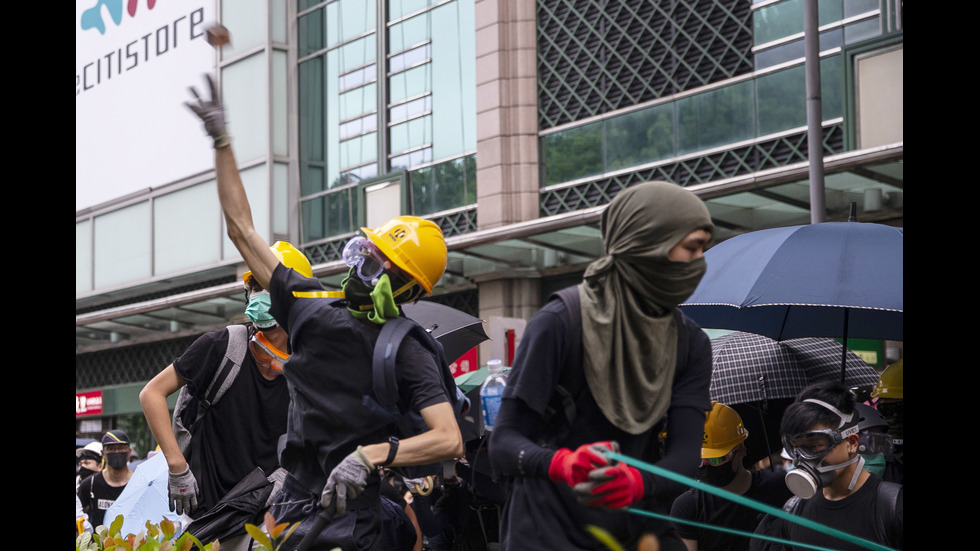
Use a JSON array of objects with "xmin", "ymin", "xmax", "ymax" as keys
[
  {"xmin": 268, "ymin": 264, "xmax": 449, "ymax": 490},
  {"xmin": 77, "ymin": 472, "xmax": 126, "ymax": 528},
  {"xmin": 488, "ymin": 289, "xmax": 713, "ymax": 550},
  {"xmin": 173, "ymin": 325, "xmax": 289, "ymax": 514},
  {"xmin": 670, "ymin": 468, "xmax": 793, "ymax": 551},
  {"xmin": 751, "ymin": 474, "xmax": 903, "ymax": 551}
]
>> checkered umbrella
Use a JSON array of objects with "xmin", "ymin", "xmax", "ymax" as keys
[{"xmin": 709, "ymin": 331, "xmax": 880, "ymax": 405}]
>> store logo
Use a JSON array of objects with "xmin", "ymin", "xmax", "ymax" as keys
[{"xmin": 80, "ymin": 0, "xmax": 157, "ymax": 35}]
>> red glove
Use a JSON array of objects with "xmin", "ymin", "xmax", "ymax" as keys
[
  {"xmin": 573, "ymin": 463, "xmax": 645, "ymax": 509},
  {"xmin": 547, "ymin": 441, "xmax": 617, "ymax": 486}
]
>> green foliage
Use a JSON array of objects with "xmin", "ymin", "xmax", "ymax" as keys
[{"xmin": 75, "ymin": 512, "xmax": 307, "ymax": 551}]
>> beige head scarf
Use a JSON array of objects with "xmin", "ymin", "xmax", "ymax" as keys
[{"xmin": 580, "ymin": 181, "xmax": 714, "ymax": 434}]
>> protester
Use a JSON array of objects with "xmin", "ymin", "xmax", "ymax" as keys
[
  {"xmin": 186, "ymin": 72, "xmax": 463, "ymax": 551},
  {"xmin": 670, "ymin": 401, "xmax": 793, "ymax": 551},
  {"xmin": 487, "ymin": 181, "xmax": 715, "ymax": 550},
  {"xmin": 140, "ymin": 242, "xmax": 308, "ymax": 519},
  {"xmin": 871, "ymin": 359, "xmax": 903, "ymax": 484},
  {"xmin": 750, "ymin": 381, "xmax": 903, "ymax": 550},
  {"xmin": 76, "ymin": 441, "xmax": 102, "ymax": 490},
  {"xmin": 77, "ymin": 430, "xmax": 134, "ymax": 528}
]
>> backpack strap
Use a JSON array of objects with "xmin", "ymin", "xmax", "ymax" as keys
[
  {"xmin": 875, "ymin": 480, "xmax": 902, "ymax": 547},
  {"xmin": 201, "ymin": 324, "xmax": 250, "ymax": 410}
]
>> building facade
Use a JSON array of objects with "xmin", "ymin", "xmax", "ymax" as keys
[{"xmin": 76, "ymin": 0, "xmax": 903, "ymax": 444}]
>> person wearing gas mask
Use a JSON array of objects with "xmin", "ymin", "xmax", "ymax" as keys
[
  {"xmin": 750, "ymin": 382, "xmax": 903, "ymax": 551},
  {"xmin": 76, "ymin": 430, "xmax": 134, "ymax": 528},
  {"xmin": 140, "ymin": 242, "xmax": 308, "ymax": 520},
  {"xmin": 670, "ymin": 402, "xmax": 792, "ymax": 551},
  {"xmin": 186, "ymin": 73, "xmax": 463, "ymax": 551}
]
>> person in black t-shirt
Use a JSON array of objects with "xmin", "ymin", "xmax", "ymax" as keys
[
  {"xmin": 140, "ymin": 242, "xmax": 309, "ymax": 520},
  {"xmin": 77, "ymin": 430, "xmax": 134, "ymax": 528},
  {"xmin": 750, "ymin": 382, "xmax": 903, "ymax": 550},
  {"xmin": 670, "ymin": 402, "xmax": 792, "ymax": 551}
]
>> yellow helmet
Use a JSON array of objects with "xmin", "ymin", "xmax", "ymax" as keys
[
  {"xmin": 871, "ymin": 359, "xmax": 903, "ymax": 399},
  {"xmin": 702, "ymin": 401, "xmax": 749, "ymax": 459},
  {"xmin": 243, "ymin": 241, "xmax": 313, "ymax": 285},
  {"xmin": 361, "ymin": 216, "xmax": 447, "ymax": 295}
]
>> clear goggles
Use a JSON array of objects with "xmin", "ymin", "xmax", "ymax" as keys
[
  {"xmin": 249, "ymin": 332, "xmax": 290, "ymax": 371},
  {"xmin": 700, "ymin": 447, "xmax": 737, "ymax": 468},
  {"xmin": 783, "ymin": 424, "xmax": 858, "ymax": 461},
  {"xmin": 342, "ymin": 236, "xmax": 392, "ymax": 283}
]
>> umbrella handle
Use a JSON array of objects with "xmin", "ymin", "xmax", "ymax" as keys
[{"xmin": 295, "ymin": 508, "xmax": 332, "ymax": 551}]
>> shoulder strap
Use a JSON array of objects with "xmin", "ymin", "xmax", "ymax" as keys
[
  {"xmin": 875, "ymin": 480, "xmax": 902, "ymax": 546},
  {"xmin": 201, "ymin": 324, "xmax": 249, "ymax": 408}
]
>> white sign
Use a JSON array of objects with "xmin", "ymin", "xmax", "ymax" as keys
[{"xmin": 75, "ymin": 0, "xmax": 216, "ymax": 212}]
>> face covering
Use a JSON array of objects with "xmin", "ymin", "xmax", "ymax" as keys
[
  {"xmin": 245, "ymin": 289, "xmax": 278, "ymax": 329},
  {"xmin": 105, "ymin": 452, "xmax": 129, "ymax": 470},
  {"xmin": 698, "ymin": 463, "xmax": 739, "ymax": 487},
  {"xmin": 861, "ymin": 453, "xmax": 886, "ymax": 476},
  {"xmin": 77, "ymin": 467, "xmax": 98, "ymax": 480},
  {"xmin": 785, "ymin": 454, "xmax": 864, "ymax": 499}
]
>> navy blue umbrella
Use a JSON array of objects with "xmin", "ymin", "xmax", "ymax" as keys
[{"xmin": 680, "ymin": 221, "xmax": 902, "ymax": 378}]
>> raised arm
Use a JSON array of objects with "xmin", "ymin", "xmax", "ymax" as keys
[{"xmin": 185, "ymin": 73, "xmax": 279, "ymax": 290}]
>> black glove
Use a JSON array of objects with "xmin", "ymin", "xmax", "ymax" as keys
[
  {"xmin": 185, "ymin": 73, "xmax": 232, "ymax": 148},
  {"xmin": 320, "ymin": 447, "xmax": 374, "ymax": 516}
]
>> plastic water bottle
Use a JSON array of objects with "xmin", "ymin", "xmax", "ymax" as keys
[{"xmin": 480, "ymin": 359, "xmax": 507, "ymax": 431}]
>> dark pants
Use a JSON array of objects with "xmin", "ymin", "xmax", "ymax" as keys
[{"xmin": 267, "ymin": 471, "xmax": 382, "ymax": 551}]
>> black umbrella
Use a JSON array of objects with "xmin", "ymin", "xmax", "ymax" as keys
[
  {"xmin": 709, "ymin": 331, "xmax": 881, "ymax": 465},
  {"xmin": 402, "ymin": 301, "xmax": 490, "ymax": 363}
]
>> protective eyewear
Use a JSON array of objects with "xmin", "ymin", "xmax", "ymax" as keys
[
  {"xmin": 700, "ymin": 447, "xmax": 737, "ymax": 468},
  {"xmin": 249, "ymin": 332, "xmax": 290, "ymax": 371},
  {"xmin": 782, "ymin": 426, "xmax": 856, "ymax": 461},
  {"xmin": 342, "ymin": 236, "xmax": 392, "ymax": 283}
]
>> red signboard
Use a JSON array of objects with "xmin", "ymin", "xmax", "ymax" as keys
[
  {"xmin": 449, "ymin": 347, "xmax": 479, "ymax": 378},
  {"xmin": 76, "ymin": 390, "xmax": 103, "ymax": 417}
]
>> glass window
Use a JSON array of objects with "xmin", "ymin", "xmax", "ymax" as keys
[
  {"xmin": 272, "ymin": 0, "xmax": 288, "ymax": 43},
  {"xmin": 390, "ymin": 0, "xmax": 432, "ymax": 20},
  {"xmin": 390, "ymin": 115, "xmax": 432, "ymax": 155},
  {"xmin": 676, "ymin": 81, "xmax": 755, "ymax": 156},
  {"xmin": 339, "ymin": 35, "xmax": 377, "ymax": 72},
  {"xmin": 76, "ymin": 220, "xmax": 92, "ymax": 293},
  {"xmin": 339, "ymin": 65, "xmax": 377, "ymax": 92},
  {"xmin": 298, "ymin": 8, "xmax": 325, "ymax": 57},
  {"xmin": 223, "ymin": 55, "xmax": 269, "ymax": 163},
  {"xmin": 541, "ymin": 122, "xmax": 603, "ymax": 186},
  {"xmin": 844, "ymin": 0, "xmax": 879, "ymax": 18},
  {"xmin": 339, "ymin": 132, "xmax": 378, "ymax": 169},
  {"xmin": 221, "ymin": 0, "xmax": 267, "ymax": 59},
  {"xmin": 302, "ymin": 188, "xmax": 356, "ymax": 242},
  {"xmin": 389, "ymin": 12, "xmax": 430, "ymax": 52},
  {"xmin": 844, "ymin": 16, "xmax": 881, "ymax": 44},
  {"xmin": 604, "ymin": 103, "xmax": 675, "ymax": 172},
  {"xmin": 756, "ymin": 65, "xmax": 806, "ymax": 136},
  {"xmin": 754, "ymin": 28, "xmax": 842, "ymax": 69},
  {"xmin": 340, "ymin": 114, "xmax": 378, "ymax": 140},
  {"xmin": 431, "ymin": 0, "xmax": 476, "ymax": 159},
  {"xmin": 392, "ymin": 148, "xmax": 432, "ymax": 171},
  {"xmin": 223, "ymin": 164, "xmax": 271, "ymax": 261},
  {"xmin": 389, "ymin": 64, "xmax": 430, "ymax": 104},
  {"xmin": 339, "ymin": 82, "xmax": 378, "ymax": 121},
  {"xmin": 273, "ymin": 51, "xmax": 288, "ymax": 157},
  {"xmin": 273, "ymin": 162, "xmax": 289, "ymax": 235},
  {"xmin": 327, "ymin": 0, "xmax": 376, "ymax": 48},
  {"xmin": 754, "ymin": 0, "xmax": 843, "ymax": 46},
  {"xmin": 94, "ymin": 201, "xmax": 151, "ymax": 289},
  {"xmin": 390, "ymin": 95, "xmax": 431, "ymax": 124},
  {"xmin": 154, "ymin": 183, "xmax": 221, "ymax": 275},
  {"xmin": 410, "ymin": 154, "xmax": 475, "ymax": 215},
  {"xmin": 299, "ymin": 57, "xmax": 325, "ymax": 192},
  {"xmin": 390, "ymin": 44, "xmax": 430, "ymax": 73}
]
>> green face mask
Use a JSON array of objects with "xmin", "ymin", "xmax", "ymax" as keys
[
  {"xmin": 246, "ymin": 290, "xmax": 277, "ymax": 329},
  {"xmin": 861, "ymin": 453, "xmax": 886, "ymax": 476}
]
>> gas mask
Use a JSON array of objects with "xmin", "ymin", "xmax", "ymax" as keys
[{"xmin": 782, "ymin": 398, "xmax": 863, "ymax": 499}]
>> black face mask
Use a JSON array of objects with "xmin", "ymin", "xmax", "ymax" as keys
[
  {"xmin": 698, "ymin": 462, "xmax": 738, "ymax": 487},
  {"xmin": 77, "ymin": 467, "xmax": 98, "ymax": 480},
  {"xmin": 105, "ymin": 452, "xmax": 129, "ymax": 470}
]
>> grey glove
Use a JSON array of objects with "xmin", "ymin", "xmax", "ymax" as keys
[
  {"xmin": 185, "ymin": 73, "xmax": 232, "ymax": 148},
  {"xmin": 169, "ymin": 466, "xmax": 200, "ymax": 515},
  {"xmin": 320, "ymin": 446, "xmax": 374, "ymax": 516}
]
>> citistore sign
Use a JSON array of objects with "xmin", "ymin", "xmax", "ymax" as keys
[{"xmin": 76, "ymin": 391, "xmax": 104, "ymax": 416}]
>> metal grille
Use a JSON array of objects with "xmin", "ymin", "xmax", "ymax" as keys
[
  {"xmin": 541, "ymin": 124, "xmax": 844, "ymax": 215},
  {"xmin": 538, "ymin": 0, "xmax": 753, "ymax": 129}
]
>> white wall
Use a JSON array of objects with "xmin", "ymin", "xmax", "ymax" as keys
[{"xmin": 75, "ymin": 0, "xmax": 217, "ymax": 212}]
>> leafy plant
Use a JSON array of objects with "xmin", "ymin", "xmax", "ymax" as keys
[{"xmin": 244, "ymin": 512, "xmax": 302, "ymax": 551}]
